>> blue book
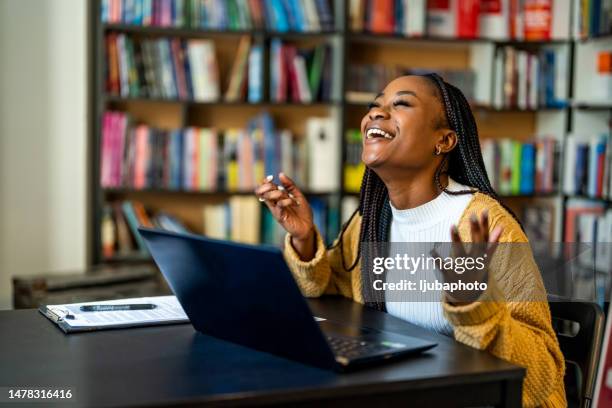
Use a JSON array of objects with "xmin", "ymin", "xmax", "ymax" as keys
[
  {"xmin": 248, "ymin": 44, "xmax": 263, "ymax": 103},
  {"xmin": 291, "ymin": 0, "xmax": 306, "ymax": 31},
  {"xmin": 282, "ymin": 0, "xmax": 298, "ymax": 31},
  {"xmin": 590, "ymin": 0, "xmax": 602, "ymax": 36},
  {"xmin": 270, "ymin": 0, "xmax": 289, "ymax": 32},
  {"xmin": 161, "ymin": 40, "xmax": 178, "ymax": 99},
  {"xmin": 262, "ymin": 1, "xmax": 275, "ymax": 30},
  {"xmin": 182, "ymin": 40, "xmax": 194, "ymax": 100},
  {"xmin": 395, "ymin": 0, "xmax": 404, "ymax": 35},
  {"xmin": 543, "ymin": 49, "xmax": 555, "ymax": 107},
  {"xmin": 169, "ymin": 130, "xmax": 183, "ymax": 189},
  {"xmin": 519, "ymin": 143, "xmax": 535, "ymax": 194},
  {"xmin": 262, "ymin": 113, "xmax": 279, "ymax": 178},
  {"xmin": 121, "ymin": 201, "xmax": 148, "ymax": 253},
  {"xmin": 101, "ymin": 0, "xmax": 110, "ymax": 22},
  {"xmin": 133, "ymin": 0, "xmax": 144, "ymax": 25},
  {"xmin": 314, "ymin": 0, "xmax": 333, "ymax": 31},
  {"xmin": 575, "ymin": 144, "xmax": 589, "ymax": 195}
]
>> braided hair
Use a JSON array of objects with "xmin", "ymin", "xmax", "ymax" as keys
[{"xmin": 333, "ymin": 73, "xmax": 521, "ymax": 311}]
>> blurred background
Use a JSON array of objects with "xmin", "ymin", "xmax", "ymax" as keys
[{"xmin": 0, "ymin": 0, "xmax": 611, "ymax": 310}]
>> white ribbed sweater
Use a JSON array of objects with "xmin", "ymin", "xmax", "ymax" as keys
[{"xmin": 386, "ymin": 178, "xmax": 474, "ymax": 336}]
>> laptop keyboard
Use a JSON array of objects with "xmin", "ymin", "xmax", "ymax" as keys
[{"xmin": 326, "ymin": 335, "xmax": 392, "ymax": 360}]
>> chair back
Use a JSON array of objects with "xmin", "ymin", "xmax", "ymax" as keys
[{"xmin": 548, "ymin": 297, "xmax": 605, "ymax": 408}]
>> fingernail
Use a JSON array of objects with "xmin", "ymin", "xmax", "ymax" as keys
[
  {"xmin": 288, "ymin": 192, "xmax": 295, "ymax": 198},
  {"xmin": 470, "ymin": 213, "xmax": 478, "ymax": 222},
  {"xmin": 279, "ymin": 172, "xmax": 285, "ymax": 178},
  {"xmin": 266, "ymin": 175, "xmax": 273, "ymax": 181},
  {"xmin": 278, "ymin": 185, "xmax": 285, "ymax": 191}
]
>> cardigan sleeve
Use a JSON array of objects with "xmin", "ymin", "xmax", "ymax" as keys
[
  {"xmin": 443, "ymin": 197, "xmax": 566, "ymax": 408},
  {"xmin": 283, "ymin": 214, "xmax": 361, "ymax": 299}
]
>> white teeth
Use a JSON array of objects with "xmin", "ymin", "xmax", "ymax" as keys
[{"xmin": 366, "ymin": 128, "xmax": 394, "ymax": 139}]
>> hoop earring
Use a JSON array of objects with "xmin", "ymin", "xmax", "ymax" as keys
[{"xmin": 434, "ymin": 146, "xmax": 442, "ymax": 156}]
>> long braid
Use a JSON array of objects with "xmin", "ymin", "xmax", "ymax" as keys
[{"xmin": 329, "ymin": 73, "xmax": 522, "ymax": 311}]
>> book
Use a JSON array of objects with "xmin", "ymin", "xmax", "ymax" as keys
[
  {"xmin": 104, "ymin": 0, "xmax": 334, "ymax": 31},
  {"xmin": 479, "ymin": 0, "xmax": 509, "ymax": 39},
  {"xmin": 344, "ymin": 129, "xmax": 365, "ymax": 193},
  {"xmin": 269, "ymin": 39, "xmax": 332, "ymax": 102},
  {"xmin": 481, "ymin": 137, "xmax": 558, "ymax": 195},
  {"xmin": 306, "ymin": 117, "xmax": 339, "ymax": 192},
  {"xmin": 563, "ymin": 134, "xmax": 611, "ymax": 199},
  {"xmin": 225, "ymin": 36, "xmax": 251, "ymax": 102}
]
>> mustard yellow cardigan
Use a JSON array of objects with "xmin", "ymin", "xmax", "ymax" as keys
[{"xmin": 283, "ymin": 192, "xmax": 566, "ymax": 408}]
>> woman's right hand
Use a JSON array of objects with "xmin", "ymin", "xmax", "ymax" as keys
[{"xmin": 255, "ymin": 173, "xmax": 316, "ymax": 259}]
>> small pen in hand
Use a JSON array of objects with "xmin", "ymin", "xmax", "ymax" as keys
[{"xmin": 79, "ymin": 304, "xmax": 157, "ymax": 312}]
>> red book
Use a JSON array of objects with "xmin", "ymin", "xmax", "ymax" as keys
[
  {"xmin": 523, "ymin": 0, "xmax": 551, "ymax": 40},
  {"xmin": 597, "ymin": 148, "xmax": 606, "ymax": 197},
  {"xmin": 509, "ymin": 0, "xmax": 520, "ymax": 39},
  {"xmin": 283, "ymin": 46, "xmax": 300, "ymax": 103},
  {"xmin": 456, "ymin": 0, "xmax": 480, "ymax": 38},
  {"xmin": 369, "ymin": 0, "xmax": 394, "ymax": 34},
  {"xmin": 170, "ymin": 39, "xmax": 188, "ymax": 100},
  {"xmin": 134, "ymin": 125, "xmax": 149, "ymax": 190}
]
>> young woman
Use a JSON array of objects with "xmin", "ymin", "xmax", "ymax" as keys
[{"xmin": 255, "ymin": 73, "xmax": 566, "ymax": 407}]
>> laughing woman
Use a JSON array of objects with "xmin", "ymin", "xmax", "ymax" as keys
[{"xmin": 255, "ymin": 73, "xmax": 566, "ymax": 407}]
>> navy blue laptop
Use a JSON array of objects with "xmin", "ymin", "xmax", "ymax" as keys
[{"xmin": 138, "ymin": 227, "xmax": 436, "ymax": 371}]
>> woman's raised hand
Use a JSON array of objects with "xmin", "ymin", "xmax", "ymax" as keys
[{"xmin": 254, "ymin": 172, "xmax": 314, "ymax": 243}]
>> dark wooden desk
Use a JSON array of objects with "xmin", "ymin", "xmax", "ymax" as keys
[{"xmin": 0, "ymin": 297, "xmax": 524, "ymax": 407}]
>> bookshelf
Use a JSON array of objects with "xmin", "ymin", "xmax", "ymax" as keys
[{"xmin": 90, "ymin": 0, "xmax": 612, "ymax": 265}]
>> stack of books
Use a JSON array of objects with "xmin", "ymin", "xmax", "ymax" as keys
[
  {"xmin": 491, "ymin": 46, "xmax": 569, "ymax": 109},
  {"xmin": 346, "ymin": 65, "xmax": 475, "ymax": 104},
  {"xmin": 101, "ymin": 200, "xmax": 188, "ymax": 258},
  {"xmin": 101, "ymin": 0, "xmax": 335, "ymax": 32},
  {"xmin": 574, "ymin": 0, "xmax": 612, "ymax": 38},
  {"xmin": 105, "ymin": 34, "xmax": 265, "ymax": 102},
  {"xmin": 203, "ymin": 195, "xmax": 339, "ymax": 246},
  {"xmin": 349, "ymin": 0, "xmax": 571, "ymax": 40},
  {"xmin": 563, "ymin": 135, "xmax": 611, "ymax": 199},
  {"xmin": 349, "ymin": 0, "xmax": 426, "ymax": 36},
  {"xmin": 481, "ymin": 137, "xmax": 558, "ymax": 196},
  {"xmin": 100, "ymin": 111, "xmax": 341, "ymax": 193},
  {"xmin": 105, "ymin": 34, "xmax": 221, "ymax": 101},
  {"xmin": 269, "ymin": 39, "xmax": 334, "ymax": 103}
]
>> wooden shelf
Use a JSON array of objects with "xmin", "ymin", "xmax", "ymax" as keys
[
  {"xmin": 105, "ymin": 95, "xmax": 341, "ymax": 107},
  {"xmin": 564, "ymin": 194, "xmax": 612, "ymax": 204},
  {"xmin": 103, "ymin": 188, "xmax": 340, "ymax": 197},
  {"xmin": 573, "ymin": 101, "xmax": 612, "ymax": 110},
  {"xmin": 103, "ymin": 23, "xmax": 339, "ymax": 39},
  {"xmin": 579, "ymin": 33, "xmax": 612, "ymax": 42},
  {"xmin": 347, "ymin": 32, "xmax": 571, "ymax": 46},
  {"xmin": 345, "ymin": 98, "xmax": 565, "ymax": 113}
]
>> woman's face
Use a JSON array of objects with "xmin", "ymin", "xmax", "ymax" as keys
[{"xmin": 360, "ymin": 76, "xmax": 449, "ymax": 172}]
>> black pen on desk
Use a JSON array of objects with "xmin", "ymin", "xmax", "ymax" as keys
[{"xmin": 80, "ymin": 304, "xmax": 157, "ymax": 312}]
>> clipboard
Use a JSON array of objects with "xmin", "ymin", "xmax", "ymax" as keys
[{"xmin": 38, "ymin": 295, "xmax": 189, "ymax": 334}]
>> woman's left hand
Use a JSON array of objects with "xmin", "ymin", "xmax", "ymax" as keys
[{"xmin": 432, "ymin": 210, "xmax": 503, "ymax": 305}]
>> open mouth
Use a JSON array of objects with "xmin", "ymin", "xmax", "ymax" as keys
[{"xmin": 365, "ymin": 127, "xmax": 395, "ymax": 140}]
